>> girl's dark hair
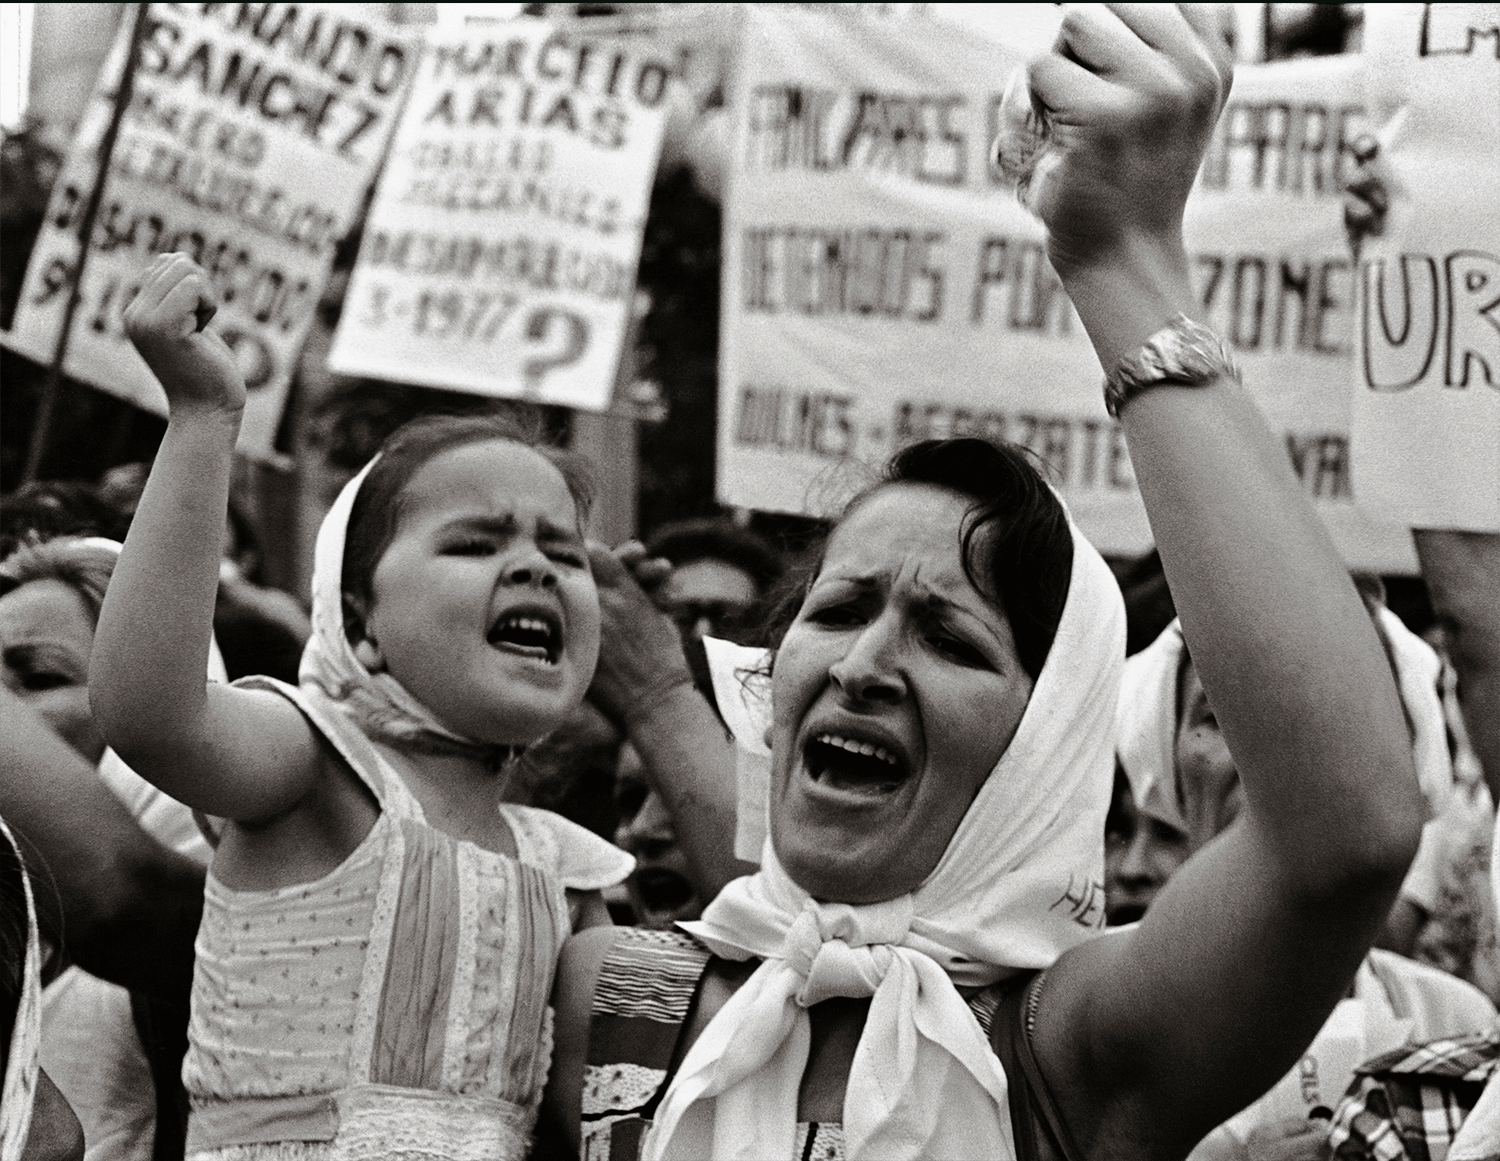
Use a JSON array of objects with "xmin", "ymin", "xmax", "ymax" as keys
[
  {"xmin": 341, "ymin": 413, "xmax": 594, "ymax": 643},
  {"xmin": 765, "ymin": 438, "xmax": 1073, "ymax": 681}
]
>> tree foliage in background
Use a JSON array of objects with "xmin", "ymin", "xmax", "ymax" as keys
[{"xmin": 634, "ymin": 166, "xmax": 722, "ymax": 537}]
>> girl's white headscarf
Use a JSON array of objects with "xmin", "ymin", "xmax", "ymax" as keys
[
  {"xmin": 1118, "ymin": 610, "xmax": 1452, "ymax": 831},
  {"xmin": 299, "ymin": 460, "xmax": 508, "ymax": 762},
  {"xmin": 1, "ymin": 817, "xmax": 43, "ymax": 1161},
  {"xmin": 645, "ymin": 517, "xmax": 1125, "ymax": 1161}
]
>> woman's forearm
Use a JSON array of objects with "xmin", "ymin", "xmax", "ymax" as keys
[
  {"xmin": 1065, "ymin": 248, "xmax": 1420, "ymax": 885},
  {"xmin": 625, "ymin": 684, "xmax": 756, "ymax": 901}
]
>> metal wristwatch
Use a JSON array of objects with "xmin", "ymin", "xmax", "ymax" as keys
[{"xmin": 1102, "ymin": 314, "xmax": 1239, "ymax": 419}]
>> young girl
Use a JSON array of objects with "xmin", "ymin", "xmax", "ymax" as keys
[{"xmin": 90, "ymin": 254, "xmax": 633, "ymax": 1161}]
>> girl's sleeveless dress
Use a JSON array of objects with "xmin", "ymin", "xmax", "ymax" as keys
[{"xmin": 181, "ymin": 678, "xmax": 632, "ymax": 1161}]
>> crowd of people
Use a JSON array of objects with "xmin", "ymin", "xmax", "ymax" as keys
[{"xmin": 4, "ymin": 7, "xmax": 1500, "ymax": 1161}]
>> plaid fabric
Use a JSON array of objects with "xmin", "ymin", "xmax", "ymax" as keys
[{"xmin": 1329, "ymin": 1032, "xmax": 1500, "ymax": 1160}]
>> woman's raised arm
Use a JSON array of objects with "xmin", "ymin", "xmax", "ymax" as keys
[
  {"xmin": 586, "ymin": 543, "xmax": 752, "ymax": 901},
  {"xmin": 90, "ymin": 255, "xmax": 320, "ymax": 822},
  {"xmin": 1, "ymin": 686, "xmax": 203, "ymax": 1001},
  {"xmin": 1024, "ymin": 7, "xmax": 1422, "ymax": 1157}
]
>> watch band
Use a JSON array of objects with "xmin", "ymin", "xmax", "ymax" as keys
[{"xmin": 1103, "ymin": 314, "xmax": 1239, "ymax": 419}]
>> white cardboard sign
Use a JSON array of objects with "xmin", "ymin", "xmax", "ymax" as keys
[
  {"xmin": 328, "ymin": 22, "xmax": 671, "ymax": 410},
  {"xmin": 1352, "ymin": 3, "xmax": 1500, "ymax": 532},
  {"xmin": 718, "ymin": 9, "xmax": 1418, "ymax": 572},
  {"xmin": 3, "ymin": 4, "xmax": 414, "ymax": 455}
]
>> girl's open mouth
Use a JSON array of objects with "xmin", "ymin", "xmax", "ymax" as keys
[
  {"xmin": 803, "ymin": 732, "xmax": 910, "ymax": 797},
  {"xmin": 487, "ymin": 612, "xmax": 561, "ymax": 664}
]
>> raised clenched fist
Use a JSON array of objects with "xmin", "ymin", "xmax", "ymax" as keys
[
  {"xmin": 123, "ymin": 253, "xmax": 246, "ymax": 416},
  {"xmin": 1024, "ymin": 4, "xmax": 1234, "ymax": 277}
]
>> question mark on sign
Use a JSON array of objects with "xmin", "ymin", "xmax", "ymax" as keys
[{"xmin": 522, "ymin": 308, "xmax": 589, "ymax": 396}]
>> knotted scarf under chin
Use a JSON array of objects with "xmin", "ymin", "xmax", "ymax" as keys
[
  {"xmin": 299, "ymin": 458, "xmax": 516, "ymax": 771},
  {"xmin": 646, "ymin": 881, "xmax": 1013, "ymax": 1161}
]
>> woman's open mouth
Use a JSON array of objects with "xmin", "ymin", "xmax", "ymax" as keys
[
  {"xmin": 487, "ymin": 611, "xmax": 561, "ymax": 664},
  {"xmin": 1106, "ymin": 902, "xmax": 1148, "ymax": 927},
  {"xmin": 803, "ymin": 731, "xmax": 909, "ymax": 797},
  {"xmin": 631, "ymin": 866, "xmax": 697, "ymax": 915}
]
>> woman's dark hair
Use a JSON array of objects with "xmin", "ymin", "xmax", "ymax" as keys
[
  {"xmin": 0, "ymin": 826, "xmax": 27, "ymax": 1083},
  {"xmin": 765, "ymin": 438, "xmax": 1073, "ymax": 681},
  {"xmin": 341, "ymin": 413, "xmax": 594, "ymax": 643}
]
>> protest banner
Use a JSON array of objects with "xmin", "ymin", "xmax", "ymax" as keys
[
  {"xmin": 1352, "ymin": 3, "xmax": 1500, "ymax": 532},
  {"xmin": 718, "ymin": 8, "xmax": 1418, "ymax": 571},
  {"xmin": 1188, "ymin": 52, "xmax": 1417, "ymax": 570},
  {"xmin": 3, "ymin": 4, "xmax": 415, "ymax": 456},
  {"xmin": 327, "ymin": 20, "xmax": 672, "ymax": 411}
]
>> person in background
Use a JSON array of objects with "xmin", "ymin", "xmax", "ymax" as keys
[
  {"xmin": 611, "ymin": 743, "xmax": 704, "ymax": 930},
  {"xmin": 583, "ymin": 542, "xmax": 750, "ymax": 923},
  {"xmin": 2, "ymin": 812, "xmax": 85, "ymax": 1161},
  {"xmin": 1406, "ymin": 633, "xmax": 1499, "ymax": 1002},
  {"xmin": 643, "ymin": 517, "xmax": 784, "ymax": 649},
  {"xmin": 1110, "ymin": 615, "xmax": 1496, "ymax": 1161},
  {"xmin": 0, "ymin": 537, "xmax": 213, "ymax": 1161},
  {"xmin": 2, "ymin": 686, "xmax": 206, "ymax": 1161}
]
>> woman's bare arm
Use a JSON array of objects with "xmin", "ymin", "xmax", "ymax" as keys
[
  {"xmin": 586, "ymin": 544, "xmax": 754, "ymax": 901},
  {"xmin": 90, "ymin": 255, "xmax": 320, "ymax": 823},
  {"xmin": 1, "ymin": 686, "xmax": 203, "ymax": 1001},
  {"xmin": 1024, "ymin": 7, "xmax": 1421, "ymax": 1156}
]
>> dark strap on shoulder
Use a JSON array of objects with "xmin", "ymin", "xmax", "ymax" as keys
[{"xmin": 989, "ymin": 971, "xmax": 1087, "ymax": 1161}]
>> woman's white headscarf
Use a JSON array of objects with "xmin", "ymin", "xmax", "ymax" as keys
[
  {"xmin": 1, "ymin": 817, "xmax": 43, "ymax": 1161},
  {"xmin": 1117, "ymin": 609, "xmax": 1452, "ymax": 831},
  {"xmin": 645, "ymin": 516, "xmax": 1125, "ymax": 1161}
]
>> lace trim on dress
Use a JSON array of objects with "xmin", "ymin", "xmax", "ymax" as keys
[
  {"xmin": 500, "ymin": 805, "xmax": 633, "ymax": 892},
  {"xmin": 188, "ymin": 1142, "xmax": 333, "ymax": 1161},
  {"xmin": 327, "ymin": 1085, "xmax": 534, "ymax": 1161},
  {"xmin": 441, "ymin": 845, "xmax": 483, "ymax": 1093},
  {"xmin": 349, "ymin": 822, "xmax": 405, "ymax": 1082}
]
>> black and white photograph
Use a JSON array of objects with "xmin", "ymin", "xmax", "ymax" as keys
[{"xmin": 1, "ymin": 4, "xmax": 1497, "ymax": 1159}]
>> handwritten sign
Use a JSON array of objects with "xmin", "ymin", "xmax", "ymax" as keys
[
  {"xmin": 1188, "ymin": 53, "xmax": 1417, "ymax": 570},
  {"xmin": 718, "ymin": 9, "xmax": 1418, "ymax": 572},
  {"xmin": 1352, "ymin": 3, "xmax": 1500, "ymax": 531},
  {"xmin": 328, "ymin": 21, "xmax": 672, "ymax": 410},
  {"xmin": 2, "ymin": 4, "xmax": 413, "ymax": 455}
]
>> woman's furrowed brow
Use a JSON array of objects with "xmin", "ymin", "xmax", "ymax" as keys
[{"xmin": 911, "ymin": 588, "xmax": 1005, "ymax": 639}]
